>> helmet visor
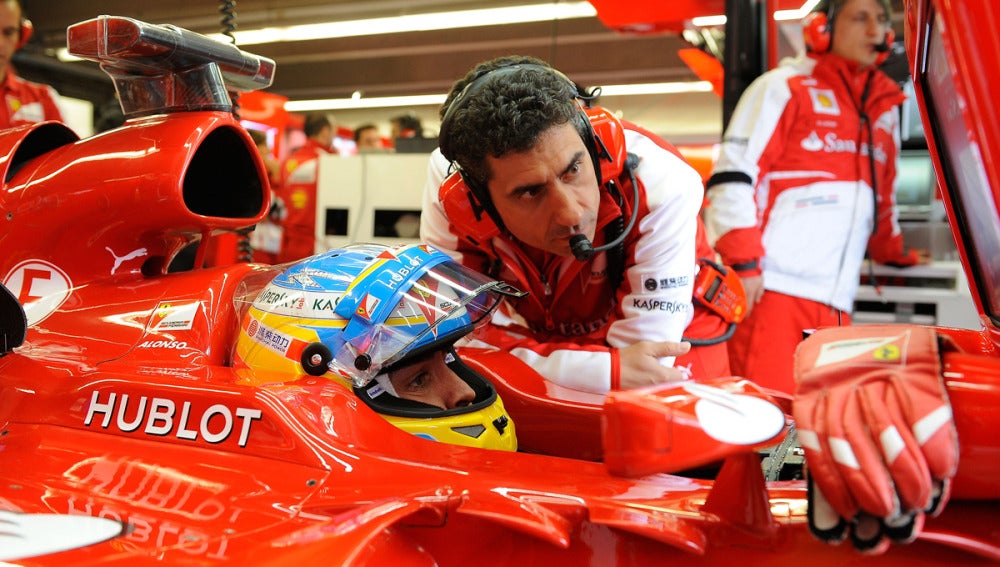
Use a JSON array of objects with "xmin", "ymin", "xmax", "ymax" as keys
[{"xmin": 335, "ymin": 260, "xmax": 511, "ymax": 385}]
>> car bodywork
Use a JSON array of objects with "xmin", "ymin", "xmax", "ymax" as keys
[{"xmin": 0, "ymin": 5, "xmax": 998, "ymax": 565}]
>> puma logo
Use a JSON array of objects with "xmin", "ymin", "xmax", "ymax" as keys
[{"xmin": 106, "ymin": 246, "xmax": 148, "ymax": 274}]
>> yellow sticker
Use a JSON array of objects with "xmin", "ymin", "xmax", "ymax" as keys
[{"xmin": 873, "ymin": 344, "xmax": 900, "ymax": 362}]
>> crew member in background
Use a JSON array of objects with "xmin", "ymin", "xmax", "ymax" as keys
[
  {"xmin": 248, "ymin": 129, "xmax": 284, "ymax": 264},
  {"xmin": 277, "ymin": 112, "xmax": 336, "ymax": 263},
  {"xmin": 0, "ymin": 0, "xmax": 63, "ymax": 129},
  {"xmin": 703, "ymin": 0, "xmax": 927, "ymax": 394},
  {"xmin": 354, "ymin": 123, "xmax": 386, "ymax": 152},
  {"xmin": 421, "ymin": 56, "xmax": 737, "ymax": 394}
]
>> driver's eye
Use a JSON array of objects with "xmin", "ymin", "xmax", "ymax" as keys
[{"xmin": 405, "ymin": 371, "xmax": 429, "ymax": 391}]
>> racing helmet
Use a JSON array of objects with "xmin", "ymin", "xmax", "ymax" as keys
[{"xmin": 234, "ymin": 243, "xmax": 522, "ymax": 451}]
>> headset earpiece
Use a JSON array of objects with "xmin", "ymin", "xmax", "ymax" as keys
[
  {"xmin": 802, "ymin": 11, "xmax": 832, "ymax": 54},
  {"xmin": 583, "ymin": 106, "xmax": 628, "ymax": 185},
  {"xmin": 16, "ymin": 18, "xmax": 32, "ymax": 50},
  {"xmin": 438, "ymin": 170, "xmax": 502, "ymax": 247}
]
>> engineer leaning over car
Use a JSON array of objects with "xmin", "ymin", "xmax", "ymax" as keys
[{"xmin": 421, "ymin": 55, "xmax": 738, "ymax": 395}]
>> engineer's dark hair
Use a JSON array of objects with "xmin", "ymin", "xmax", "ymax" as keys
[{"xmin": 438, "ymin": 55, "xmax": 586, "ymax": 189}]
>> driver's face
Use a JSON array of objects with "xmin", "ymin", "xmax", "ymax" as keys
[{"xmin": 386, "ymin": 350, "xmax": 475, "ymax": 410}]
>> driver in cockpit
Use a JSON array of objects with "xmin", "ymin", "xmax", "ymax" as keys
[{"xmin": 233, "ymin": 242, "xmax": 522, "ymax": 451}]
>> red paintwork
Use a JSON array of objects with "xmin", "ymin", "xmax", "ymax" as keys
[
  {"xmin": 585, "ymin": 0, "xmax": 802, "ymax": 34},
  {"xmin": 0, "ymin": 4, "xmax": 999, "ymax": 564}
]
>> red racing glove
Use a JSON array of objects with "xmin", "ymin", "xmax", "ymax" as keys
[{"xmin": 792, "ymin": 325, "xmax": 959, "ymax": 554}]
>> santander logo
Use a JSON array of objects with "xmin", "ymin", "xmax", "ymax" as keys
[{"xmin": 801, "ymin": 131, "xmax": 824, "ymax": 152}]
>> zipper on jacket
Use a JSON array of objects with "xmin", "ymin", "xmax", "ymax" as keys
[{"xmin": 540, "ymin": 273, "xmax": 552, "ymax": 297}]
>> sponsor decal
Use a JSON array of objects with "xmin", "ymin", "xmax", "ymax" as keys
[
  {"xmin": 814, "ymin": 335, "xmax": 901, "ymax": 367},
  {"xmin": 287, "ymin": 160, "xmax": 319, "ymax": 186},
  {"xmin": 800, "ymin": 132, "xmax": 888, "ymax": 163},
  {"xmin": 105, "ymin": 246, "xmax": 148, "ymax": 275},
  {"xmin": 687, "ymin": 382, "xmax": 785, "ymax": 445},
  {"xmin": 148, "ymin": 301, "xmax": 200, "ymax": 331},
  {"xmin": 247, "ymin": 319, "xmax": 293, "ymax": 356},
  {"xmin": 809, "ymin": 87, "xmax": 840, "ymax": 115},
  {"xmin": 84, "ymin": 391, "xmax": 263, "ymax": 447},
  {"xmin": 795, "ymin": 194, "xmax": 840, "ymax": 208},
  {"xmin": 255, "ymin": 287, "xmax": 341, "ymax": 318},
  {"xmin": 536, "ymin": 312, "xmax": 611, "ymax": 337},
  {"xmin": 289, "ymin": 186, "xmax": 310, "ymax": 208},
  {"xmin": 284, "ymin": 268, "xmax": 337, "ymax": 289},
  {"xmin": 801, "ymin": 131, "xmax": 824, "ymax": 152},
  {"xmin": 0, "ymin": 511, "xmax": 125, "ymax": 562},
  {"xmin": 632, "ymin": 298, "xmax": 691, "ymax": 314},
  {"xmin": 641, "ymin": 274, "xmax": 690, "ymax": 292},
  {"xmin": 355, "ymin": 293, "xmax": 380, "ymax": 320},
  {"xmin": 137, "ymin": 340, "xmax": 190, "ymax": 349},
  {"xmin": 8, "ymin": 99, "xmax": 45, "ymax": 123},
  {"xmin": 873, "ymin": 344, "xmax": 901, "ymax": 362},
  {"xmin": 382, "ymin": 254, "xmax": 427, "ymax": 291},
  {"xmin": 3, "ymin": 259, "xmax": 72, "ymax": 325}
]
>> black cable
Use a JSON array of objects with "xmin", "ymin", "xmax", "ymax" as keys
[
  {"xmin": 219, "ymin": 0, "xmax": 253, "ymax": 263},
  {"xmin": 219, "ymin": 0, "xmax": 241, "ymax": 120}
]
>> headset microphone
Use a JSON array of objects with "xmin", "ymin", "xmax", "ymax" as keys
[
  {"xmin": 570, "ymin": 234, "xmax": 596, "ymax": 261},
  {"xmin": 569, "ymin": 154, "xmax": 640, "ymax": 262},
  {"xmin": 874, "ymin": 41, "xmax": 889, "ymax": 53}
]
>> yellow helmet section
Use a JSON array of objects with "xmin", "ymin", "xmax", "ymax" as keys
[
  {"xmin": 232, "ymin": 243, "xmax": 520, "ymax": 452},
  {"xmin": 384, "ymin": 395, "xmax": 517, "ymax": 451},
  {"xmin": 234, "ymin": 304, "xmax": 354, "ymax": 388}
]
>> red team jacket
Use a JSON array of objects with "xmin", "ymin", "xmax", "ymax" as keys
[
  {"xmin": 276, "ymin": 138, "xmax": 335, "ymax": 263},
  {"xmin": 422, "ymin": 121, "xmax": 730, "ymax": 394},
  {"xmin": 0, "ymin": 71, "xmax": 63, "ymax": 129},
  {"xmin": 705, "ymin": 52, "xmax": 918, "ymax": 312}
]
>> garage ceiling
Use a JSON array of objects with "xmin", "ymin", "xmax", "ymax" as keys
[{"xmin": 15, "ymin": 0, "xmax": 905, "ymax": 134}]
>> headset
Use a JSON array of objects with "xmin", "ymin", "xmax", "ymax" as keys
[
  {"xmin": 802, "ymin": 0, "xmax": 894, "ymax": 65},
  {"xmin": 14, "ymin": 17, "xmax": 31, "ymax": 49},
  {"xmin": 437, "ymin": 63, "xmax": 638, "ymax": 262}
]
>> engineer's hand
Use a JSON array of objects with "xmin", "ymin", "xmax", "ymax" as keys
[
  {"xmin": 618, "ymin": 340, "xmax": 691, "ymax": 389},
  {"xmin": 793, "ymin": 325, "xmax": 958, "ymax": 554},
  {"xmin": 740, "ymin": 275, "xmax": 764, "ymax": 316}
]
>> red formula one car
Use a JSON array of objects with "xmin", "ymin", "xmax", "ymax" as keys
[{"xmin": 0, "ymin": 5, "xmax": 998, "ymax": 565}]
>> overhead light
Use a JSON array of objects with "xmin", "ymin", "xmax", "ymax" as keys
[
  {"xmin": 284, "ymin": 81, "xmax": 714, "ymax": 112},
  {"xmin": 599, "ymin": 81, "xmax": 713, "ymax": 96},
  {"xmin": 56, "ymin": 2, "xmax": 595, "ymax": 60},
  {"xmin": 286, "ymin": 94, "xmax": 447, "ymax": 112},
  {"xmin": 691, "ymin": 0, "xmax": 821, "ymax": 27},
  {"xmin": 205, "ymin": 2, "xmax": 597, "ymax": 46}
]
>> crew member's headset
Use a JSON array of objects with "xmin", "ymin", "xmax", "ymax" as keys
[
  {"xmin": 802, "ymin": 0, "xmax": 894, "ymax": 66},
  {"xmin": 15, "ymin": 18, "xmax": 32, "ymax": 50},
  {"xmin": 437, "ymin": 63, "xmax": 639, "ymax": 262}
]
